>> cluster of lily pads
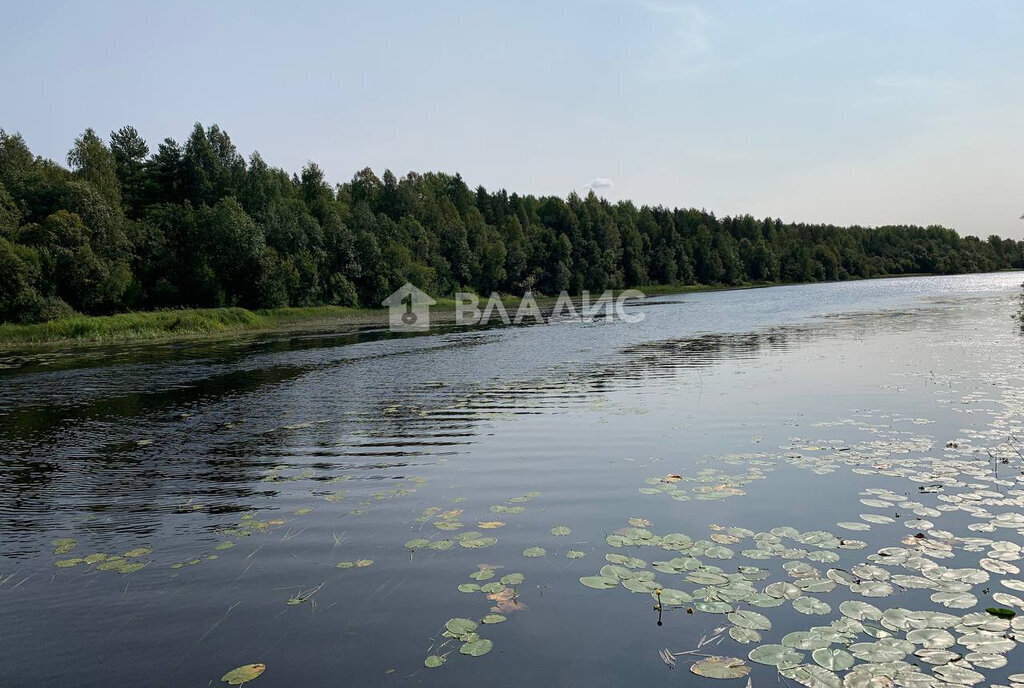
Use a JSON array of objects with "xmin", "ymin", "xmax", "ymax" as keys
[
  {"xmin": 423, "ymin": 617, "xmax": 500, "ymax": 668},
  {"xmin": 217, "ymin": 512, "xmax": 287, "ymax": 538},
  {"xmin": 579, "ymin": 509, "xmax": 1024, "ymax": 684},
  {"xmin": 405, "ymin": 530, "xmax": 498, "ymax": 552},
  {"xmin": 640, "ymin": 462, "xmax": 774, "ymax": 503},
  {"xmin": 457, "ymin": 567, "xmax": 525, "ymax": 599},
  {"xmin": 52, "ymin": 538, "xmax": 152, "ymax": 574},
  {"xmin": 576, "ymin": 387, "xmax": 1024, "ymax": 686},
  {"xmin": 404, "ymin": 494, "xmax": 544, "ymax": 555}
]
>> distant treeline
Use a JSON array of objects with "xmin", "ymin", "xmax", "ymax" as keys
[{"xmin": 1, "ymin": 123, "xmax": 1022, "ymax": 324}]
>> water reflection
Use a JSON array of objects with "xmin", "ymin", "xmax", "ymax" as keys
[{"xmin": 0, "ymin": 294, "xmax": 975, "ymax": 542}]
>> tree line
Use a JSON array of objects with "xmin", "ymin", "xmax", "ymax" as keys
[{"xmin": 1, "ymin": 123, "xmax": 1022, "ymax": 324}]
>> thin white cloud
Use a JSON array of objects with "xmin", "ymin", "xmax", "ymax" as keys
[{"xmin": 583, "ymin": 178, "xmax": 614, "ymax": 191}]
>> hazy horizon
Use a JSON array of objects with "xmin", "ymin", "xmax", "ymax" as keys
[{"xmin": 3, "ymin": 0, "xmax": 1022, "ymax": 239}]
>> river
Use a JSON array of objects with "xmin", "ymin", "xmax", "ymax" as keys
[{"xmin": 2, "ymin": 272, "xmax": 1023, "ymax": 687}]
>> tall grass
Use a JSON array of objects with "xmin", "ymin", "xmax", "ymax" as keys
[{"xmin": 0, "ymin": 306, "xmax": 375, "ymax": 346}]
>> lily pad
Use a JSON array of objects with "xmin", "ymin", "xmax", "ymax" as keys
[
  {"xmin": 779, "ymin": 664, "xmax": 842, "ymax": 688},
  {"xmin": 793, "ymin": 596, "xmax": 831, "ymax": 615},
  {"xmin": 689, "ymin": 656, "xmax": 750, "ymax": 679},
  {"xmin": 810, "ymin": 648, "xmax": 854, "ymax": 671},
  {"xmin": 932, "ymin": 663, "xmax": 984, "ymax": 686},
  {"xmin": 523, "ymin": 547, "xmax": 546, "ymax": 558},
  {"xmin": 52, "ymin": 538, "xmax": 76, "ymax": 555},
  {"xmin": 579, "ymin": 576, "xmax": 618, "ymax": 589},
  {"xmin": 550, "ymin": 526, "xmax": 571, "ymax": 536},
  {"xmin": 221, "ymin": 663, "xmax": 266, "ymax": 685},
  {"xmin": 445, "ymin": 618, "xmax": 478, "ymax": 637},
  {"xmin": 424, "ymin": 655, "xmax": 445, "ymax": 668},
  {"xmin": 460, "ymin": 639, "xmax": 493, "ymax": 657},
  {"xmin": 748, "ymin": 644, "xmax": 804, "ymax": 667},
  {"xmin": 728, "ymin": 610, "xmax": 771, "ymax": 631},
  {"xmin": 986, "ymin": 606, "xmax": 1016, "ymax": 619}
]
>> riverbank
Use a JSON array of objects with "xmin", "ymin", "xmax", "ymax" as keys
[
  {"xmin": 0, "ymin": 286, "xmax": 718, "ymax": 348},
  {"xmin": 0, "ymin": 273, "xmax": 1015, "ymax": 348}
]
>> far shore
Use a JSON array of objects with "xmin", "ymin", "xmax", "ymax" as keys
[{"xmin": 1, "ymin": 271, "xmax": 1019, "ymax": 350}]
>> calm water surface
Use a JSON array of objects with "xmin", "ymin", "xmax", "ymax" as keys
[{"xmin": 2, "ymin": 273, "xmax": 1024, "ymax": 686}]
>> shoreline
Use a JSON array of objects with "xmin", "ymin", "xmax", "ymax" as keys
[{"xmin": 0, "ymin": 271, "xmax": 1018, "ymax": 350}]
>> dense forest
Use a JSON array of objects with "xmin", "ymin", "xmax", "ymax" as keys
[{"xmin": 1, "ymin": 123, "xmax": 1022, "ymax": 324}]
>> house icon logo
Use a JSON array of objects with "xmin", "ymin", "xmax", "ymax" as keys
[{"xmin": 382, "ymin": 283, "xmax": 437, "ymax": 332}]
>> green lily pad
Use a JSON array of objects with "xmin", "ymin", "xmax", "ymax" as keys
[
  {"xmin": 793, "ymin": 596, "xmax": 831, "ymax": 615},
  {"xmin": 905, "ymin": 628, "xmax": 954, "ymax": 649},
  {"xmin": 728, "ymin": 609, "xmax": 772, "ymax": 630},
  {"xmin": 930, "ymin": 591, "xmax": 977, "ymax": 609},
  {"xmin": 221, "ymin": 663, "xmax": 266, "ymax": 685},
  {"xmin": 52, "ymin": 538, "xmax": 77, "ymax": 555},
  {"xmin": 729, "ymin": 626, "xmax": 762, "ymax": 643},
  {"xmin": 748, "ymin": 644, "xmax": 804, "ymax": 667},
  {"xmin": 459, "ymin": 537, "xmax": 497, "ymax": 549},
  {"xmin": 445, "ymin": 618, "xmax": 477, "ymax": 637},
  {"xmin": 566, "ymin": 550, "xmax": 586, "ymax": 559},
  {"xmin": 932, "ymin": 664, "xmax": 984, "ymax": 686},
  {"xmin": 459, "ymin": 639, "xmax": 493, "ymax": 657},
  {"xmin": 580, "ymin": 576, "xmax": 618, "ymax": 589},
  {"xmin": 811, "ymin": 648, "xmax": 854, "ymax": 671},
  {"xmin": 481, "ymin": 614, "xmax": 506, "ymax": 624},
  {"xmin": 689, "ymin": 656, "xmax": 750, "ymax": 679},
  {"xmin": 781, "ymin": 632, "xmax": 831, "ymax": 650},
  {"xmin": 116, "ymin": 562, "xmax": 146, "ymax": 574},
  {"xmin": 693, "ymin": 600, "xmax": 734, "ymax": 613},
  {"xmin": 427, "ymin": 540, "xmax": 454, "ymax": 551},
  {"xmin": 839, "ymin": 600, "xmax": 882, "ymax": 620},
  {"xmin": 424, "ymin": 655, "xmax": 445, "ymax": 668},
  {"xmin": 779, "ymin": 664, "xmax": 842, "ymax": 688},
  {"xmin": 656, "ymin": 588, "xmax": 692, "ymax": 605},
  {"xmin": 523, "ymin": 547, "xmax": 546, "ymax": 558},
  {"xmin": 850, "ymin": 581, "xmax": 893, "ymax": 598},
  {"xmin": 986, "ymin": 607, "xmax": 1016, "ymax": 619},
  {"xmin": 550, "ymin": 526, "xmax": 571, "ymax": 536}
]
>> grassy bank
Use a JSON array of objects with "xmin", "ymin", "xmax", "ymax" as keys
[
  {"xmin": 0, "ymin": 305, "xmax": 381, "ymax": 347},
  {"xmin": 0, "ymin": 286, "xmax": 734, "ymax": 347}
]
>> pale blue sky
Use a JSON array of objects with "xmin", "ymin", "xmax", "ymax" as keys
[{"xmin": 3, "ymin": 1, "xmax": 1023, "ymax": 237}]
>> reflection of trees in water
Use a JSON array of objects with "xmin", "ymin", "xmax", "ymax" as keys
[
  {"xmin": 614, "ymin": 329, "xmax": 808, "ymax": 381},
  {"xmin": 0, "ymin": 313, "xmax": 901, "ymax": 550}
]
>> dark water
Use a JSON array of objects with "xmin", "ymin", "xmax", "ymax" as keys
[{"xmin": 2, "ymin": 273, "xmax": 1024, "ymax": 687}]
